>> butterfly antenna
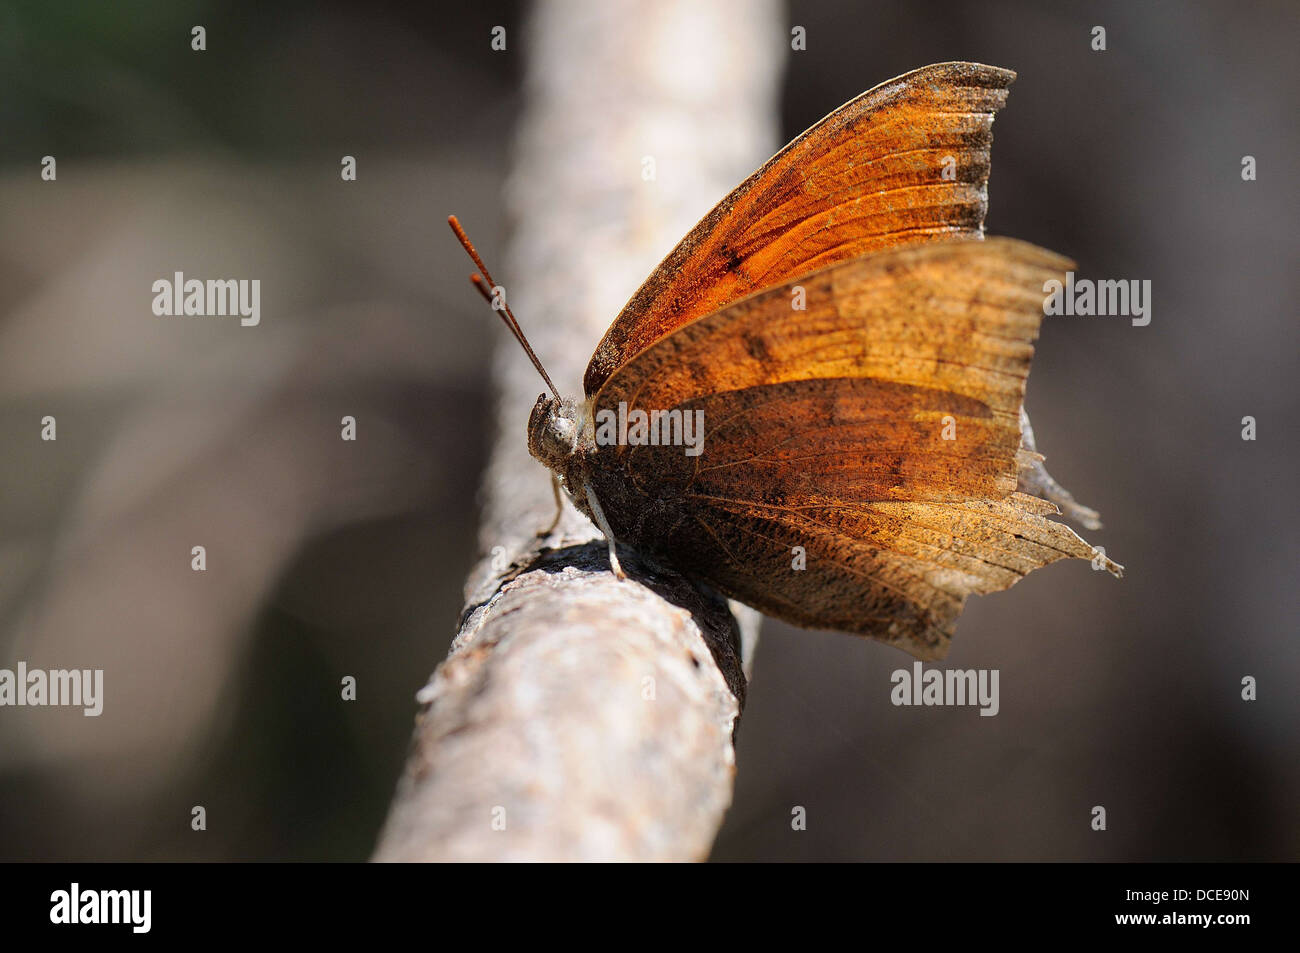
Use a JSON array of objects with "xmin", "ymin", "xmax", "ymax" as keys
[
  {"xmin": 448, "ymin": 215, "xmax": 559, "ymax": 397},
  {"xmin": 468, "ymin": 273, "xmax": 493, "ymax": 305}
]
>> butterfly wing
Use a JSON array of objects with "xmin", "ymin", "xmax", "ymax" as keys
[
  {"xmin": 583, "ymin": 61, "xmax": 1017, "ymax": 397},
  {"xmin": 584, "ymin": 238, "xmax": 1120, "ymax": 660}
]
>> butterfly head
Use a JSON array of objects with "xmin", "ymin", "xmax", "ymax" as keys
[{"xmin": 528, "ymin": 393, "xmax": 585, "ymax": 475}]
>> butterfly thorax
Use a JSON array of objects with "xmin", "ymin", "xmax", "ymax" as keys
[{"xmin": 527, "ymin": 393, "xmax": 597, "ymax": 518}]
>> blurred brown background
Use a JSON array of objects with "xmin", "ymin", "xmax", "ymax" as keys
[{"xmin": 0, "ymin": 0, "xmax": 1296, "ymax": 861}]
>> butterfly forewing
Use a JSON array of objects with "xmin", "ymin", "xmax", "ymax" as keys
[{"xmin": 583, "ymin": 61, "xmax": 1017, "ymax": 396}]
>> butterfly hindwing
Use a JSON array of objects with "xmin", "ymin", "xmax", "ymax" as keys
[
  {"xmin": 585, "ymin": 238, "xmax": 1117, "ymax": 659},
  {"xmin": 639, "ymin": 493, "xmax": 1097, "ymax": 660}
]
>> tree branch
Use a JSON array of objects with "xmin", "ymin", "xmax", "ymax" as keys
[{"xmin": 373, "ymin": 0, "xmax": 782, "ymax": 862}]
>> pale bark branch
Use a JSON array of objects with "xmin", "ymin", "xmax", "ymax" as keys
[{"xmin": 373, "ymin": 0, "xmax": 782, "ymax": 862}]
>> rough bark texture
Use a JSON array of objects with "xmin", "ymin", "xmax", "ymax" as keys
[{"xmin": 373, "ymin": 0, "xmax": 781, "ymax": 862}]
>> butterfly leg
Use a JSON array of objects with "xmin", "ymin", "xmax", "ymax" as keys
[
  {"xmin": 583, "ymin": 481, "xmax": 626, "ymax": 580},
  {"xmin": 539, "ymin": 473, "xmax": 566, "ymax": 537}
]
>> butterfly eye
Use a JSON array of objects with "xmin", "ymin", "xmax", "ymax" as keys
[{"xmin": 548, "ymin": 417, "xmax": 576, "ymax": 446}]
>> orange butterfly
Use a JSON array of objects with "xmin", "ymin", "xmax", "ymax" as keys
[{"xmin": 453, "ymin": 62, "xmax": 1121, "ymax": 661}]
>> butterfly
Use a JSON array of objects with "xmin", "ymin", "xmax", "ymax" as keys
[{"xmin": 451, "ymin": 62, "xmax": 1121, "ymax": 661}]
